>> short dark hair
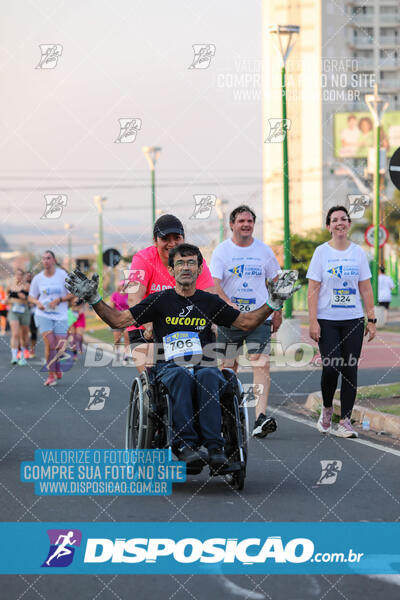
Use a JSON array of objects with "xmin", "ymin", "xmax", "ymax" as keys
[
  {"xmin": 168, "ymin": 243, "xmax": 203, "ymax": 268},
  {"xmin": 326, "ymin": 205, "xmax": 351, "ymax": 226},
  {"xmin": 379, "ymin": 266, "xmax": 385, "ymax": 274},
  {"xmin": 229, "ymin": 205, "xmax": 256, "ymax": 224}
]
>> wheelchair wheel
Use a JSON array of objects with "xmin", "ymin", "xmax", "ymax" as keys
[
  {"xmin": 220, "ymin": 369, "xmax": 248, "ymax": 491},
  {"xmin": 125, "ymin": 371, "xmax": 154, "ymax": 449}
]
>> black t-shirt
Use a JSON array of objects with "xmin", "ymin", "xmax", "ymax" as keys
[{"xmin": 129, "ymin": 288, "xmax": 239, "ymax": 364}]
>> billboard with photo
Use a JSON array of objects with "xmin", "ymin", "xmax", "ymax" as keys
[{"xmin": 334, "ymin": 111, "xmax": 400, "ymax": 159}]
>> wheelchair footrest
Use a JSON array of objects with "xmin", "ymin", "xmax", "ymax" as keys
[{"xmin": 209, "ymin": 461, "xmax": 243, "ymax": 476}]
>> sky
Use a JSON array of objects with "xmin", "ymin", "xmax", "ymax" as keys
[{"xmin": 0, "ymin": 0, "xmax": 263, "ymax": 258}]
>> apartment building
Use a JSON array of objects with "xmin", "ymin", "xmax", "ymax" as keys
[{"xmin": 262, "ymin": 0, "xmax": 400, "ymax": 244}]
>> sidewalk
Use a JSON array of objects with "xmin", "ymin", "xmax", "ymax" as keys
[{"xmin": 305, "ymin": 385, "xmax": 400, "ymax": 439}]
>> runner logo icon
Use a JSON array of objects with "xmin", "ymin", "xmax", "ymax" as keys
[
  {"xmin": 42, "ymin": 529, "xmax": 82, "ymax": 567},
  {"xmin": 327, "ymin": 265, "xmax": 343, "ymax": 279},
  {"xmin": 229, "ymin": 265, "xmax": 244, "ymax": 278}
]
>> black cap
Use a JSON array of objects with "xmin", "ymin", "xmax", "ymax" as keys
[{"xmin": 153, "ymin": 214, "xmax": 184, "ymax": 238}]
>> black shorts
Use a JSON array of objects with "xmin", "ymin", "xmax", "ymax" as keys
[
  {"xmin": 0, "ymin": 310, "xmax": 7, "ymax": 317},
  {"xmin": 379, "ymin": 301, "xmax": 390, "ymax": 309},
  {"xmin": 128, "ymin": 329, "xmax": 149, "ymax": 347}
]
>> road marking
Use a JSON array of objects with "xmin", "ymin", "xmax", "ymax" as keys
[
  {"xmin": 273, "ymin": 409, "xmax": 400, "ymax": 457},
  {"xmin": 367, "ymin": 574, "xmax": 400, "ymax": 587},
  {"xmin": 218, "ymin": 575, "xmax": 266, "ymax": 599}
]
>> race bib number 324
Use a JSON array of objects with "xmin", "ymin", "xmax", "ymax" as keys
[{"xmin": 331, "ymin": 288, "xmax": 356, "ymax": 308}]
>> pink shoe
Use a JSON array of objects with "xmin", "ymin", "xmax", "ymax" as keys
[
  {"xmin": 317, "ymin": 406, "xmax": 333, "ymax": 433},
  {"xmin": 335, "ymin": 418, "xmax": 358, "ymax": 438},
  {"xmin": 55, "ymin": 372, "xmax": 63, "ymax": 380},
  {"xmin": 44, "ymin": 375, "xmax": 57, "ymax": 386},
  {"xmin": 24, "ymin": 349, "xmax": 30, "ymax": 359}
]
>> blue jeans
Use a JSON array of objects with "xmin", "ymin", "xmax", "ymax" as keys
[{"xmin": 153, "ymin": 362, "xmax": 229, "ymax": 450}]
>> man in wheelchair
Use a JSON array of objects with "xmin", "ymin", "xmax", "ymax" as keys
[{"xmin": 65, "ymin": 244, "xmax": 299, "ymax": 470}]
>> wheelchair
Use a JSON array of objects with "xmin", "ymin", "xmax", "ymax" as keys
[{"xmin": 125, "ymin": 367, "xmax": 249, "ymax": 490}]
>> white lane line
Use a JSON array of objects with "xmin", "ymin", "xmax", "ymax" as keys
[
  {"xmin": 367, "ymin": 574, "xmax": 400, "ymax": 587},
  {"xmin": 272, "ymin": 409, "xmax": 400, "ymax": 458},
  {"xmin": 218, "ymin": 575, "xmax": 266, "ymax": 599}
]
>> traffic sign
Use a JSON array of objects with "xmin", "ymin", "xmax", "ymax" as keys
[
  {"xmin": 364, "ymin": 224, "xmax": 389, "ymax": 248},
  {"xmin": 389, "ymin": 147, "xmax": 400, "ymax": 190},
  {"xmin": 102, "ymin": 248, "xmax": 121, "ymax": 267}
]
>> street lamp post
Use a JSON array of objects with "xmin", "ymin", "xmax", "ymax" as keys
[
  {"xmin": 365, "ymin": 84, "xmax": 388, "ymax": 305},
  {"xmin": 215, "ymin": 198, "xmax": 228, "ymax": 243},
  {"xmin": 64, "ymin": 224, "xmax": 74, "ymax": 271},
  {"xmin": 94, "ymin": 196, "xmax": 106, "ymax": 296},
  {"xmin": 143, "ymin": 146, "xmax": 162, "ymax": 228},
  {"xmin": 268, "ymin": 24, "xmax": 300, "ymax": 319}
]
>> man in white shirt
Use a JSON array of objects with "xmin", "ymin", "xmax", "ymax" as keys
[
  {"xmin": 378, "ymin": 266, "xmax": 395, "ymax": 318},
  {"xmin": 210, "ymin": 205, "xmax": 282, "ymax": 438}
]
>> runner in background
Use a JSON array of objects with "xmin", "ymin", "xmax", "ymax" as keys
[
  {"xmin": 68, "ymin": 298, "xmax": 86, "ymax": 360},
  {"xmin": 24, "ymin": 271, "xmax": 38, "ymax": 358},
  {"xmin": 126, "ymin": 214, "xmax": 215, "ymax": 373},
  {"xmin": 307, "ymin": 205, "xmax": 376, "ymax": 438},
  {"xmin": 28, "ymin": 251, "xmax": 73, "ymax": 386},
  {"xmin": 110, "ymin": 280, "xmax": 130, "ymax": 364},
  {"xmin": 7, "ymin": 268, "xmax": 30, "ymax": 365},
  {"xmin": 0, "ymin": 283, "xmax": 8, "ymax": 336},
  {"xmin": 378, "ymin": 266, "xmax": 394, "ymax": 324}
]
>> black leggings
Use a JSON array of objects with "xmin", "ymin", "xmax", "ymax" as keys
[{"xmin": 318, "ymin": 318, "xmax": 365, "ymax": 420}]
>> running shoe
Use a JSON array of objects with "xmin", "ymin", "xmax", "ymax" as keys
[
  {"xmin": 317, "ymin": 406, "xmax": 333, "ymax": 433},
  {"xmin": 23, "ymin": 349, "xmax": 30, "ymax": 359},
  {"xmin": 10, "ymin": 357, "xmax": 18, "ymax": 365},
  {"xmin": 16, "ymin": 350, "xmax": 21, "ymax": 360},
  {"xmin": 55, "ymin": 372, "xmax": 63, "ymax": 380},
  {"xmin": 18, "ymin": 357, "xmax": 28, "ymax": 366},
  {"xmin": 44, "ymin": 375, "xmax": 57, "ymax": 387},
  {"xmin": 252, "ymin": 414, "xmax": 277, "ymax": 438},
  {"xmin": 29, "ymin": 352, "xmax": 36, "ymax": 359},
  {"xmin": 334, "ymin": 418, "xmax": 358, "ymax": 438}
]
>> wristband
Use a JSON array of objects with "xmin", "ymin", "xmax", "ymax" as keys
[
  {"xmin": 367, "ymin": 318, "xmax": 377, "ymax": 324},
  {"xmin": 90, "ymin": 296, "xmax": 102, "ymax": 306},
  {"xmin": 266, "ymin": 300, "xmax": 283, "ymax": 311}
]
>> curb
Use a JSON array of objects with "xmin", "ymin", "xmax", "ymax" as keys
[{"xmin": 305, "ymin": 391, "xmax": 400, "ymax": 438}]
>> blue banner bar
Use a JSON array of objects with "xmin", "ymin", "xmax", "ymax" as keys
[{"xmin": 0, "ymin": 522, "xmax": 399, "ymax": 574}]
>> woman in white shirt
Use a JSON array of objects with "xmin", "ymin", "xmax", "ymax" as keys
[
  {"xmin": 28, "ymin": 251, "xmax": 73, "ymax": 386},
  {"xmin": 307, "ymin": 206, "xmax": 376, "ymax": 438}
]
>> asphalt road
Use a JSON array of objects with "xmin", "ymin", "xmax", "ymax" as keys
[{"xmin": 1, "ymin": 337, "xmax": 400, "ymax": 599}]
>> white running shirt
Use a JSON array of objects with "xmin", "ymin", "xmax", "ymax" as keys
[
  {"xmin": 210, "ymin": 238, "xmax": 280, "ymax": 318},
  {"xmin": 306, "ymin": 242, "xmax": 371, "ymax": 320},
  {"xmin": 30, "ymin": 268, "xmax": 69, "ymax": 320},
  {"xmin": 378, "ymin": 274, "xmax": 394, "ymax": 303}
]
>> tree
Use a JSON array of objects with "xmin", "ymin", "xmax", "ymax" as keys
[{"xmin": 275, "ymin": 230, "xmax": 331, "ymax": 284}]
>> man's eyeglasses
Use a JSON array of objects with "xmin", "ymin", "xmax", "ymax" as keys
[{"xmin": 174, "ymin": 259, "xmax": 198, "ymax": 268}]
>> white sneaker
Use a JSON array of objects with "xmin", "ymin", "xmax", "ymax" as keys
[{"xmin": 334, "ymin": 418, "xmax": 358, "ymax": 438}]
